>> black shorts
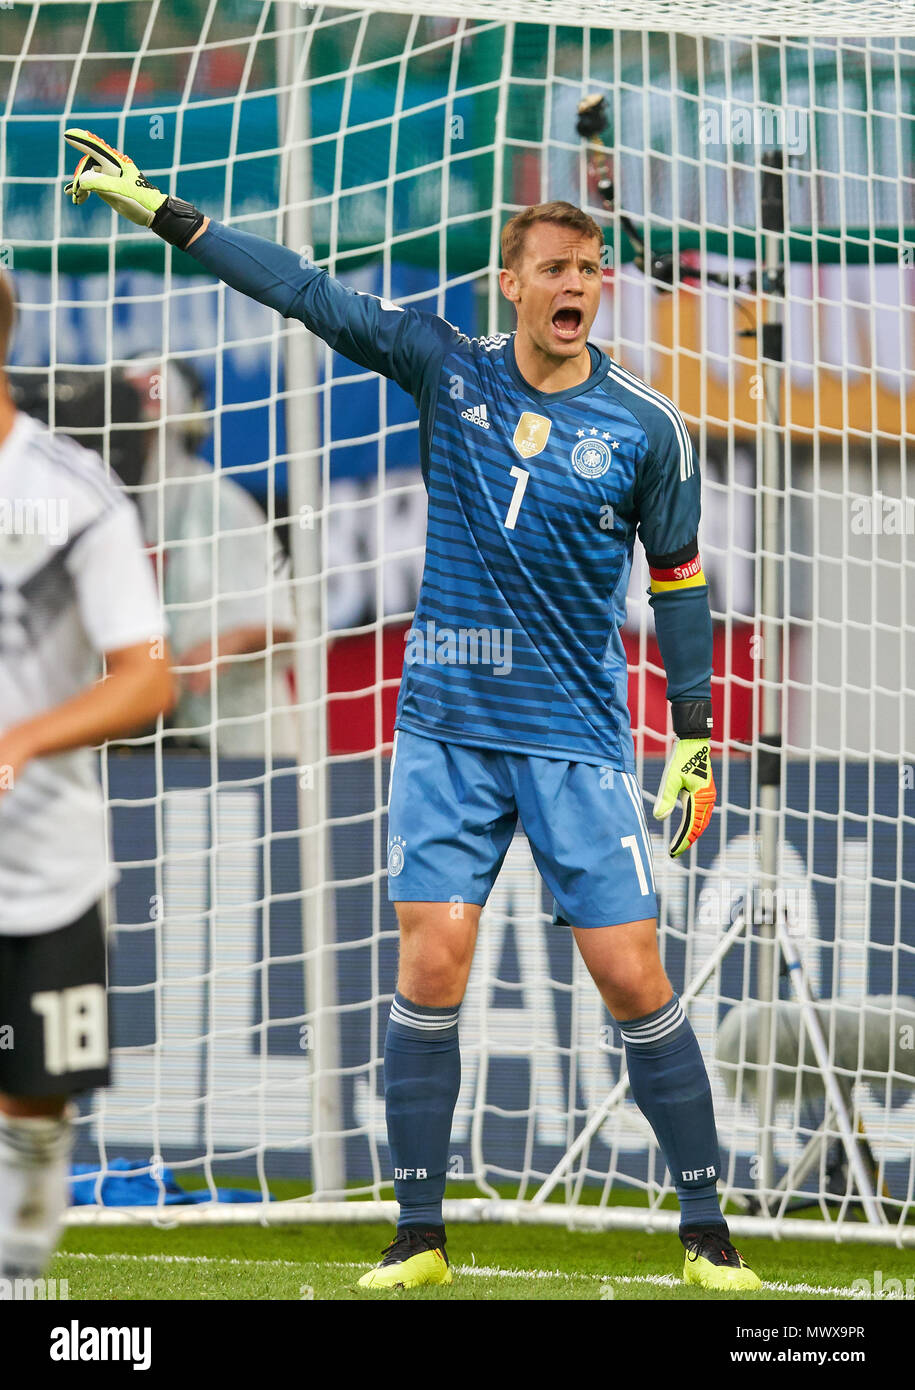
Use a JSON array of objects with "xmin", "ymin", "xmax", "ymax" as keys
[{"xmin": 0, "ymin": 902, "xmax": 110, "ymax": 1098}]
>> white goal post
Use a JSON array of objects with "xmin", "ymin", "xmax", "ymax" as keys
[{"xmin": 2, "ymin": 0, "xmax": 914, "ymax": 1242}]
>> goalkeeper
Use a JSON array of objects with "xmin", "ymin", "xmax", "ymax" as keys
[{"xmin": 65, "ymin": 131, "xmax": 757, "ymax": 1293}]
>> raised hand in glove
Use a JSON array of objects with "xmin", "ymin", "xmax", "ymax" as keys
[{"xmin": 65, "ymin": 129, "xmax": 203, "ymax": 248}]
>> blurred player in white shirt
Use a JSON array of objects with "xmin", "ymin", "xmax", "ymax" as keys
[
  {"xmin": 120, "ymin": 358, "xmax": 297, "ymax": 758},
  {"xmin": 0, "ymin": 277, "xmax": 175, "ymax": 1278}
]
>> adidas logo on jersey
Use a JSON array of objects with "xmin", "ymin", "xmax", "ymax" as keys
[
  {"xmin": 681, "ymin": 747, "xmax": 710, "ymax": 779},
  {"xmin": 461, "ymin": 402, "xmax": 491, "ymax": 429}
]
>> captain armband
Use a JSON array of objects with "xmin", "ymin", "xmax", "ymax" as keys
[{"xmin": 646, "ymin": 539, "xmax": 706, "ymax": 594}]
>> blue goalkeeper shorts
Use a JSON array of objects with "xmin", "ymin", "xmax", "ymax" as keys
[{"xmin": 386, "ymin": 729, "xmax": 658, "ymax": 928}]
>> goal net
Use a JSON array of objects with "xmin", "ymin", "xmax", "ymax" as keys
[{"xmin": 3, "ymin": 0, "xmax": 914, "ymax": 1241}]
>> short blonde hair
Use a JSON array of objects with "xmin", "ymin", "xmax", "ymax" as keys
[{"xmin": 501, "ymin": 201, "xmax": 603, "ymax": 271}]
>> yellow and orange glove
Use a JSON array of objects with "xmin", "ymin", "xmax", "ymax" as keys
[
  {"xmin": 653, "ymin": 733, "xmax": 716, "ymax": 858},
  {"xmin": 65, "ymin": 128, "xmax": 204, "ymax": 248}
]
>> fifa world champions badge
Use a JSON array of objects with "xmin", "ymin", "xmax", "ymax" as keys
[{"xmin": 512, "ymin": 412, "xmax": 551, "ymax": 459}]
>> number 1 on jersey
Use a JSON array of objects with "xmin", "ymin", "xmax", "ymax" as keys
[{"xmin": 503, "ymin": 465, "xmax": 529, "ymax": 530}]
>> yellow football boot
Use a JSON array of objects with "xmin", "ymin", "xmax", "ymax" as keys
[
  {"xmin": 682, "ymin": 1229, "xmax": 761, "ymax": 1292},
  {"xmin": 357, "ymin": 1228, "xmax": 452, "ymax": 1291}
]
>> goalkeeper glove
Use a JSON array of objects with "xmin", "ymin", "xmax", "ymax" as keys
[
  {"xmin": 64, "ymin": 129, "xmax": 204, "ymax": 249},
  {"xmin": 653, "ymin": 701, "xmax": 716, "ymax": 858}
]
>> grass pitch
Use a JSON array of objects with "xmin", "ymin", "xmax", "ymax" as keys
[{"xmin": 54, "ymin": 1219, "xmax": 915, "ymax": 1301}]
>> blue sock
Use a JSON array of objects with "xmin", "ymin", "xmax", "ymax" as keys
[
  {"xmin": 619, "ymin": 994, "xmax": 726, "ymax": 1235},
  {"xmin": 384, "ymin": 991, "xmax": 461, "ymax": 1230}
]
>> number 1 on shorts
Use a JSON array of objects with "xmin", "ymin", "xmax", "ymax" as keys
[{"xmin": 620, "ymin": 834, "xmax": 650, "ymax": 895}]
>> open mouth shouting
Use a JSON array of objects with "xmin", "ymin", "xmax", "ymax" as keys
[{"xmin": 551, "ymin": 305, "xmax": 583, "ymax": 343}]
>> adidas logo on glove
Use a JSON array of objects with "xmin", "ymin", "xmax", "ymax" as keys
[{"xmin": 681, "ymin": 747, "xmax": 710, "ymax": 778}]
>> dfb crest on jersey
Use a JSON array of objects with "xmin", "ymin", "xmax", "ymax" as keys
[
  {"xmin": 512, "ymin": 412, "xmax": 551, "ymax": 459},
  {"xmin": 571, "ymin": 436, "xmax": 613, "ymax": 479}
]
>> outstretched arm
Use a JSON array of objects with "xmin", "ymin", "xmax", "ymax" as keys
[
  {"xmin": 64, "ymin": 130, "xmax": 461, "ymax": 402},
  {"xmin": 181, "ymin": 217, "xmax": 460, "ymax": 400}
]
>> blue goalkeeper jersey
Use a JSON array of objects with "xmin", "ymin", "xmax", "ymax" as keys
[{"xmin": 187, "ymin": 223, "xmax": 711, "ymax": 770}]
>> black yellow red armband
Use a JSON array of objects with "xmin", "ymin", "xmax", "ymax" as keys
[{"xmin": 646, "ymin": 539, "xmax": 706, "ymax": 594}]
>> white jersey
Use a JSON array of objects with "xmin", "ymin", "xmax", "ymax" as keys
[
  {"xmin": 138, "ymin": 448, "xmax": 296, "ymax": 756},
  {"xmin": 0, "ymin": 411, "xmax": 166, "ymax": 936}
]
